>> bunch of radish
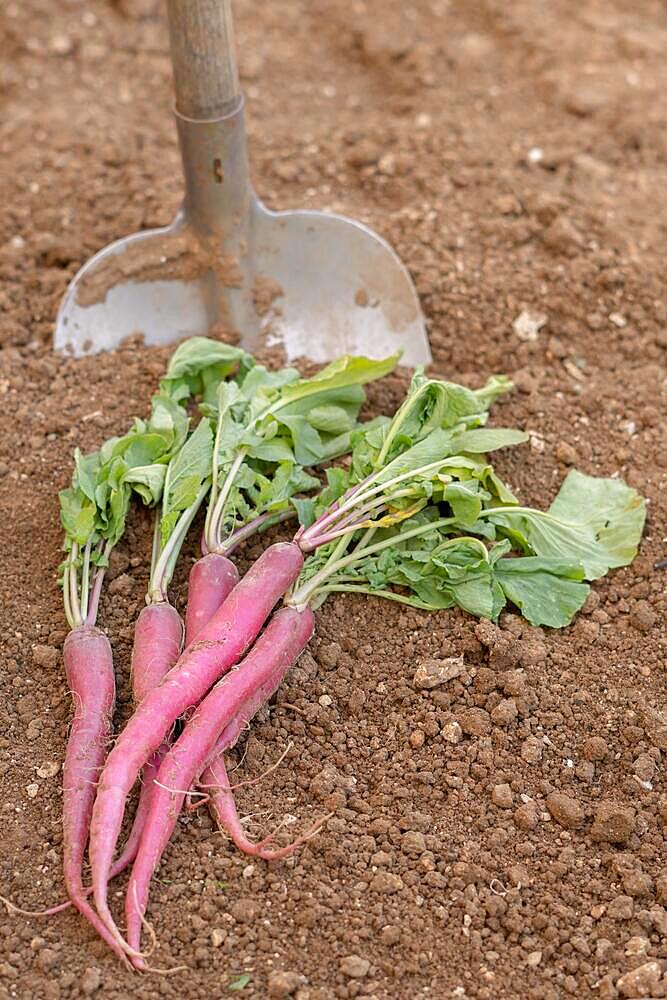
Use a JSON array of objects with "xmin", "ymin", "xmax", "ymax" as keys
[{"xmin": 9, "ymin": 337, "xmax": 645, "ymax": 968}]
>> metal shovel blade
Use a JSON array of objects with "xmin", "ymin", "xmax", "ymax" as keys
[{"xmin": 55, "ymin": 102, "xmax": 430, "ymax": 366}]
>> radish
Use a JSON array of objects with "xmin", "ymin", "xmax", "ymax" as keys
[
  {"xmin": 61, "ymin": 624, "xmax": 126, "ymax": 962},
  {"xmin": 110, "ymin": 602, "xmax": 184, "ymax": 874},
  {"xmin": 198, "ymin": 679, "xmax": 325, "ymax": 862},
  {"xmin": 57, "ymin": 407, "xmax": 182, "ymax": 958},
  {"xmin": 125, "ymin": 605, "xmax": 315, "ymax": 963},
  {"xmin": 88, "ymin": 541, "xmax": 304, "ymax": 953}
]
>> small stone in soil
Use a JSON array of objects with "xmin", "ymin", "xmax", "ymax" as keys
[
  {"xmin": 491, "ymin": 784, "xmax": 513, "ymax": 809},
  {"xmin": 370, "ymin": 871, "xmax": 403, "ymax": 894},
  {"xmin": 590, "ymin": 802, "xmax": 635, "ymax": 844},
  {"xmin": 582, "ymin": 736, "xmax": 608, "ymax": 761},
  {"xmin": 656, "ymin": 873, "xmax": 667, "ymax": 905},
  {"xmin": 81, "ymin": 968, "xmax": 101, "ymax": 995},
  {"xmin": 413, "ymin": 656, "xmax": 465, "ymax": 689},
  {"xmin": 441, "ymin": 720, "xmax": 462, "ymax": 744},
  {"xmin": 546, "ymin": 791, "xmax": 584, "ymax": 829},
  {"xmin": 31, "ymin": 644, "xmax": 58, "ymax": 670},
  {"xmin": 339, "ymin": 955, "xmax": 370, "ymax": 979},
  {"xmin": 401, "ymin": 831, "xmax": 426, "ymax": 855},
  {"xmin": 621, "ymin": 870, "xmax": 654, "ymax": 898},
  {"xmin": 267, "ymin": 970, "xmax": 307, "ymax": 997},
  {"xmin": 615, "ymin": 960, "xmax": 662, "ymax": 998},
  {"xmin": 512, "ymin": 310, "xmax": 547, "ymax": 342},
  {"xmin": 458, "ymin": 707, "xmax": 492, "ymax": 736},
  {"xmin": 608, "ymin": 894, "xmax": 634, "ymax": 920},
  {"xmin": 491, "ymin": 698, "xmax": 518, "ymax": 727},
  {"xmin": 514, "ymin": 800, "xmax": 540, "ymax": 831}
]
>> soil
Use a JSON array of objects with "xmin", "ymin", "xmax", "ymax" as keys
[{"xmin": 0, "ymin": 1, "xmax": 666, "ymax": 998}]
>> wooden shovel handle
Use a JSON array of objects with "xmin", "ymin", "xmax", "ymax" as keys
[{"xmin": 166, "ymin": 0, "xmax": 240, "ymax": 120}]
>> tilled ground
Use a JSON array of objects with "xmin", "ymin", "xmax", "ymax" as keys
[{"xmin": 0, "ymin": 1, "xmax": 665, "ymax": 998}]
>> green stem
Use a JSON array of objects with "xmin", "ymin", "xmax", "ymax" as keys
[
  {"xmin": 63, "ymin": 563, "xmax": 75, "ymax": 630},
  {"xmin": 300, "ymin": 457, "xmax": 453, "ymax": 547},
  {"xmin": 79, "ymin": 540, "xmax": 92, "ymax": 623},
  {"xmin": 480, "ymin": 505, "xmax": 549, "ymax": 520},
  {"xmin": 150, "ymin": 508, "xmax": 161, "ymax": 580},
  {"xmin": 149, "ymin": 484, "xmax": 209, "ymax": 603},
  {"xmin": 85, "ymin": 541, "xmax": 111, "ymax": 628},
  {"xmin": 289, "ymin": 516, "xmax": 455, "ymax": 608},
  {"xmin": 310, "ymin": 584, "xmax": 434, "ymax": 610},
  {"xmin": 68, "ymin": 542, "xmax": 82, "ymax": 627},
  {"xmin": 205, "ymin": 449, "xmax": 246, "ymax": 552}
]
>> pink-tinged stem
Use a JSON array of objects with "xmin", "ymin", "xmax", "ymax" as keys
[
  {"xmin": 125, "ymin": 605, "xmax": 314, "ymax": 964},
  {"xmin": 221, "ymin": 510, "xmax": 295, "ymax": 557}
]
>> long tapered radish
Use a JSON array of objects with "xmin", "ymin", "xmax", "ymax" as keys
[
  {"xmin": 126, "ymin": 605, "xmax": 315, "ymax": 962},
  {"xmin": 185, "ymin": 553, "xmax": 239, "ymax": 645},
  {"xmin": 89, "ymin": 541, "xmax": 303, "ymax": 950},
  {"xmin": 197, "ymin": 644, "xmax": 301, "ymax": 839},
  {"xmin": 110, "ymin": 602, "xmax": 184, "ymax": 874},
  {"xmin": 201, "ymin": 734, "xmax": 326, "ymax": 863},
  {"xmin": 61, "ymin": 625, "xmax": 129, "ymax": 964}
]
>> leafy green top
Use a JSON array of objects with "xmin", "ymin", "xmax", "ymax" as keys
[
  {"xmin": 201, "ymin": 352, "xmax": 400, "ymax": 553},
  {"xmin": 59, "ymin": 394, "xmax": 190, "ymax": 628},
  {"xmin": 288, "ymin": 370, "xmax": 646, "ymax": 628}
]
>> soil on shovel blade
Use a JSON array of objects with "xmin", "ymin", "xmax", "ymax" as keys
[{"xmin": 0, "ymin": 1, "xmax": 665, "ymax": 998}]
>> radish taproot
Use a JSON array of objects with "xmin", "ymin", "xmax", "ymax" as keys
[
  {"xmin": 125, "ymin": 605, "xmax": 316, "ymax": 963},
  {"xmin": 89, "ymin": 541, "xmax": 304, "ymax": 953},
  {"xmin": 57, "ymin": 396, "xmax": 185, "ymax": 957}
]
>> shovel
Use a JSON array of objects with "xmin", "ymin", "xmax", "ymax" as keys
[{"xmin": 54, "ymin": 0, "xmax": 431, "ymax": 366}]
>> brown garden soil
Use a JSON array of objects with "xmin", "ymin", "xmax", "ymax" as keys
[{"xmin": 1, "ymin": 1, "xmax": 666, "ymax": 998}]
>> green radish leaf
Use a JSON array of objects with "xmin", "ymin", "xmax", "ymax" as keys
[
  {"xmin": 245, "ymin": 435, "xmax": 296, "ymax": 464},
  {"xmin": 160, "ymin": 336, "xmax": 249, "ymax": 403},
  {"xmin": 73, "ymin": 449, "xmax": 100, "ymax": 503},
  {"xmin": 59, "ymin": 487, "xmax": 97, "ymax": 546},
  {"xmin": 292, "ymin": 496, "xmax": 317, "ymax": 528},
  {"xmin": 443, "ymin": 481, "xmax": 484, "ymax": 525},
  {"xmin": 548, "ymin": 470, "xmax": 646, "ymax": 572},
  {"xmin": 474, "ymin": 374, "xmax": 515, "ymax": 406},
  {"xmin": 375, "ymin": 368, "xmax": 507, "ymax": 466},
  {"xmin": 146, "ymin": 394, "xmax": 189, "ymax": 450},
  {"xmin": 494, "ymin": 556, "xmax": 590, "ymax": 627},
  {"xmin": 450, "ymin": 427, "xmax": 529, "ymax": 453},
  {"xmin": 268, "ymin": 353, "xmax": 399, "ymax": 412},
  {"xmin": 160, "ymin": 419, "xmax": 213, "ymax": 545},
  {"xmin": 298, "ymin": 403, "xmax": 356, "ymax": 435},
  {"xmin": 206, "ymin": 355, "xmax": 399, "ymax": 551},
  {"xmin": 272, "ymin": 414, "xmax": 324, "ymax": 466},
  {"xmin": 123, "ymin": 463, "xmax": 168, "ymax": 505},
  {"xmin": 486, "ymin": 471, "xmax": 646, "ymax": 580}
]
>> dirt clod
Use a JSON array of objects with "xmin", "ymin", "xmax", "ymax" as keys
[
  {"xmin": 546, "ymin": 791, "xmax": 584, "ymax": 829},
  {"xmin": 340, "ymin": 956, "xmax": 370, "ymax": 979},
  {"xmin": 268, "ymin": 971, "xmax": 308, "ymax": 997},
  {"xmin": 591, "ymin": 802, "xmax": 636, "ymax": 844},
  {"xmin": 491, "ymin": 784, "xmax": 514, "ymax": 809},
  {"xmin": 615, "ymin": 960, "xmax": 664, "ymax": 998},
  {"xmin": 413, "ymin": 656, "xmax": 465, "ymax": 689}
]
